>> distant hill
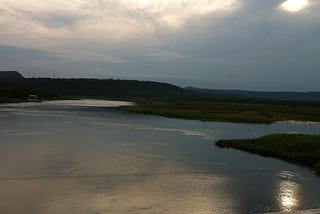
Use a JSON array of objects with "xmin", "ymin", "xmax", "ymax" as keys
[
  {"xmin": 0, "ymin": 78, "xmax": 186, "ymax": 100},
  {"xmin": 1, "ymin": 71, "xmax": 320, "ymax": 103},
  {"xmin": 0, "ymin": 71, "xmax": 24, "ymax": 79},
  {"xmin": 185, "ymin": 87, "xmax": 320, "ymax": 102}
]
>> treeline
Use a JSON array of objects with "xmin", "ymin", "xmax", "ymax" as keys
[
  {"xmin": 0, "ymin": 78, "xmax": 187, "ymax": 101},
  {"xmin": 1, "ymin": 71, "xmax": 320, "ymax": 105},
  {"xmin": 186, "ymin": 87, "xmax": 320, "ymax": 103}
]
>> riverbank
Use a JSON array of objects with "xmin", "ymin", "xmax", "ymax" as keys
[
  {"xmin": 3, "ymin": 97, "xmax": 320, "ymax": 124},
  {"xmin": 216, "ymin": 134, "xmax": 320, "ymax": 175},
  {"xmin": 119, "ymin": 100, "xmax": 320, "ymax": 124}
]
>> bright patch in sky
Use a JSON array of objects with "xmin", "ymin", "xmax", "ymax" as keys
[
  {"xmin": 1, "ymin": 0, "xmax": 320, "ymax": 90},
  {"xmin": 281, "ymin": 0, "xmax": 309, "ymax": 12},
  {"xmin": 0, "ymin": 0, "xmax": 238, "ymax": 49}
]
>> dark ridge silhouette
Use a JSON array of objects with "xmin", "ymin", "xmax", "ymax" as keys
[
  {"xmin": 0, "ymin": 71, "xmax": 24, "ymax": 79},
  {"xmin": 185, "ymin": 86, "xmax": 320, "ymax": 103},
  {"xmin": 1, "ymin": 71, "xmax": 320, "ymax": 103},
  {"xmin": 0, "ymin": 77, "xmax": 186, "ymax": 100}
]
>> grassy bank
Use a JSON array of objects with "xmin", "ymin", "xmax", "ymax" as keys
[
  {"xmin": 119, "ymin": 100, "xmax": 320, "ymax": 124},
  {"xmin": 216, "ymin": 134, "xmax": 320, "ymax": 175}
]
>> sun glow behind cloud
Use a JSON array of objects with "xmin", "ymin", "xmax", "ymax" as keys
[
  {"xmin": 281, "ymin": 0, "xmax": 310, "ymax": 12},
  {"xmin": 1, "ymin": 0, "xmax": 320, "ymax": 90}
]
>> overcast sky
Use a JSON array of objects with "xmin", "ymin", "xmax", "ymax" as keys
[{"xmin": 0, "ymin": 0, "xmax": 319, "ymax": 91}]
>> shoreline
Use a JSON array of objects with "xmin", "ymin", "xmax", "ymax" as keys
[
  {"xmin": 3, "ymin": 98, "xmax": 320, "ymax": 125},
  {"xmin": 216, "ymin": 134, "xmax": 320, "ymax": 176},
  {"xmin": 119, "ymin": 100, "xmax": 320, "ymax": 124}
]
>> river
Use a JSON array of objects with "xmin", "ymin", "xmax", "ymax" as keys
[{"xmin": 0, "ymin": 100, "xmax": 319, "ymax": 213}]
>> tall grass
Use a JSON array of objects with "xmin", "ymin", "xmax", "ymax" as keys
[
  {"xmin": 216, "ymin": 134, "xmax": 320, "ymax": 175},
  {"xmin": 119, "ymin": 100, "xmax": 320, "ymax": 124}
]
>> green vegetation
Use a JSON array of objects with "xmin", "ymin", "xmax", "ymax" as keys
[
  {"xmin": 2, "ymin": 72, "xmax": 320, "ymax": 124},
  {"xmin": 119, "ymin": 100, "xmax": 320, "ymax": 124},
  {"xmin": 216, "ymin": 134, "xmax": 320, "ymax": 175}
]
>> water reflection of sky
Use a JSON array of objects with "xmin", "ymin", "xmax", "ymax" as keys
[{"xmin": 0, "ymin": 100, "xmax": 320, "ymax": 213}]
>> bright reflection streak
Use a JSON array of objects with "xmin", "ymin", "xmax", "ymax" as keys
[
  {"xmin": 281, "ymin": 0, "xmax": 309, "ymax": 12},
  {"xmin": 278, "ymin": 172, "xmax": 299, "ymax": 212}
]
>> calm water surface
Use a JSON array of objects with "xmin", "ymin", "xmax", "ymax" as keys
[{"xmin": 0, "ymin": 100, "xmax": 319, "ymax": 214}]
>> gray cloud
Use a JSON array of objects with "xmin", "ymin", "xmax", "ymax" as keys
[
  {"xmin": 25, "ymin": 11, "xmax": 84, "ymax": 29},
  {"xmin": 0, "ymin": 0, "xmax": 319, "ymax": 90},
  {"xmin": 0, "ymin": 45, "xmax": 60, "ymax": 62}
]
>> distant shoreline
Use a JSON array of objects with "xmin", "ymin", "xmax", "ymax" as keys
[{"xmin": 2, "ymin": 97, "xmax": 320, "ymax": 125}]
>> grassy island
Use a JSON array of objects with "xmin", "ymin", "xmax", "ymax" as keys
[
  {"xmin": 119, "ymin": 100, "xmax": 320, "ymax": 124},
  {"xmin": 216, "ymin": 134, "xmax": 320, "ymax": 175}
]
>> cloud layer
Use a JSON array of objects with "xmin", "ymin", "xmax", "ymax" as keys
[{"xmin": 0, "ymin": 0, "xmax": 320, "ymax": 90}]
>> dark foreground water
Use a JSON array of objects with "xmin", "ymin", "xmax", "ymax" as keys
[{"xmin": 0, "ymin": 100, "xmax": 319, "ymax": 214}]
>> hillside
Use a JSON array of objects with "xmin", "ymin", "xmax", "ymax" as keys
[
  {"xmin": 0, "ymin": 71, "xmax": 24, "ymax": 79},
  {"xmin": 0, "ymin": 77, "xmax": 186, "ymax": 101},
  {"xmin": 185, "ymin": 87, "xmax": 320, "ymax": 103},
  {"xmin": 2, "ymin": 71, "xmax": 320, "ymax": 104}
]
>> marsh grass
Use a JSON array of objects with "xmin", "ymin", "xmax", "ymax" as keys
[
  {"xmin": 119, "ymin": 100, "xmax": 320, "ymax": 124},
  {"xmin": 216, "ymin": 134, "xmax": 320, "ymax": 175}
]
